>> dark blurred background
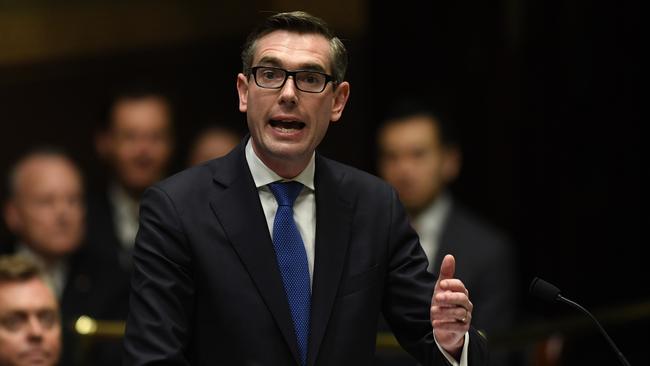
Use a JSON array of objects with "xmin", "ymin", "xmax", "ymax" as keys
[{"xmin": 0, "ymin": 0, "xmax": 644, "ymax": 365}]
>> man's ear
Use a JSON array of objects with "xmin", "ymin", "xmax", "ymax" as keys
[
  {"xmin": 330, "ymin": 81, "xmax": 350, "ymax": 123},
  {"xmin": 237, "ymin": 73, "xmax": 249, "ymax": 113},
  {"xmin": 442, "ymin": 146, "xmax": 462, "ymax": 183}
]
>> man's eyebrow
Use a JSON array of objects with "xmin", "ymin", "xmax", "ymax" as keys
[
  {"xmin": 0, "ymin": 310, "xmax": 27, "ymax": 317},
  {"xmin": 256, "ymin": 57, "xmax": 327, "ymax": 73},
  {"xmin": 256, "ymin": 57, "xmax": 282, "ymax": 67},
  {"xmin": 296, "ymin": 63, "xmax": 327, "ymax": 73}
]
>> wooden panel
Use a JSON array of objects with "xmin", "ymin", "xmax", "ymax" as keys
[{"xmin": 0, "ymin": 1, "xmax": 366, "ymax": 67}]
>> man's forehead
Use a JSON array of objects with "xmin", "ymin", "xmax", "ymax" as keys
[
  {"xmin": 14, "ymin": 156, "xmax": 81, "ymax": 191},
  {"xmin": 0, "ymin": 279, "xmax": 58, "ymax": 308},
  {"xmin": 111, "ymin": 97, "xmax": 172, "ymax": 131},
  {"xmin": 253, "ymin": 31, "xmax": 331, "ymax": 70}
]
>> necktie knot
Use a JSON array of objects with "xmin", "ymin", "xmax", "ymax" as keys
[{"xmin": 269, "ymin": 181, "xmax": 303, "ymax": 207}]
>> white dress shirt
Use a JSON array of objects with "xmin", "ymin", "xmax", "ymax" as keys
[
  {"xmin": 109, "ymin": 182, "xmax": 140, "ymax": 251},
  {"xmin": 244, "ymin": 140, "xmax": 468, "ymax": 365},
  {"xmin": 412, "ymin": 193, "xmax": 452, "ymax": 272}
]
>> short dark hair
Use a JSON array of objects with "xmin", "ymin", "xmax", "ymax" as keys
[
  {"xmin": 98, "ymin": 79, "xmax": 174, "ymax": 132},
  {"xmin": 241, "ymin": 11, "xmax": 348, "ymax": 83},
  {"xmin": 379, "ymin": 97, "xmax": 459, "ymax": 147}
]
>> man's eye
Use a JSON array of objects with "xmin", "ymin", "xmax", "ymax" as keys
[
  {"xmin": 262, "ymin": 71, "xmax": 278, "ymax": 79},
  {"xmin": 38, "ymin": 311, "xmax": 59, "ymax": 329},
  {"xmin": 1, "ymin": 315, "xmax": 26, "ymax": 331},
  {"xmin": 299, "ymin": 73, "xmax": 321, "ymax": 84}
]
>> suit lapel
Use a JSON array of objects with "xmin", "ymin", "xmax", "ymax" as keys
[
  {"xmin": 307, "ymin": 156, "xmax": 354, "ymax": 365},
  {"xmin": 208, "ymin": 144, "xmax": 302, "ymax": 365}
]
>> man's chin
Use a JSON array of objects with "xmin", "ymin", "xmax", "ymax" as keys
[
  {"xmin": 265, "ymin": 141, "xmax": 312, "ymax": 161},
  {"xmin": 19, "ymin": 352, "xmax": 52, "ymax": 365}
]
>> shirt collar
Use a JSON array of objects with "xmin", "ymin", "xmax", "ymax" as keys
[
  {"xmin": 109, "ymin": 181, "xmax": 140, "ymax": 216},
  {"xmin": 245, "ymin": 138, "xmax": 315, "ymax": 190},
  {"xmin": 413, "ymin": 192, "xmax": 452, "ymax": 237}
]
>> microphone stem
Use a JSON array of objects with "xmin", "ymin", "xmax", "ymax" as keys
[{"xmin": 557, "ymin": 295, "xmax": 632, "ymax": 366}]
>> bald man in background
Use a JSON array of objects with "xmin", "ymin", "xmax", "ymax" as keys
[{"xmin": 3, "ymin": 149, "xmax": 85, "ymax": 299}]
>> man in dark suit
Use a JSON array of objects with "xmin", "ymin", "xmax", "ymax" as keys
[
  {"xmin": 124, "ymin": 11, "xmax": 488, "ymax": 365},
  {"xmin": 376, "ymin": 100, "xmax": 517, "ymax": 365},
  {"xmin": 87, "ymin": 82, "xmax": 175, "ymax": 275},
  {"xmin": 83, "ymin": 83, "xmax": 175, "ymax": 359}
]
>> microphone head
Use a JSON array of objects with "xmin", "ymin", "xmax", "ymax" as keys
[{"xmin": 529, "ymin": 277, "xmax": 562, "ymax": 302}]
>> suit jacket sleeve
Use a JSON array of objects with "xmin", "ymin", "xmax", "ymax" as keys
[
  {"xmin": 123, "ymin": 185, "xmax": 194, "ymax": 365},
  {"xmin": 381, "ymin": 188, "xmax": 488, "ymax": 365}
]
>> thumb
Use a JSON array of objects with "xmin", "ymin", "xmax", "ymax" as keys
[{"xmin": 438, "ymin": 254, "xmax": 456, "ymax": 281}]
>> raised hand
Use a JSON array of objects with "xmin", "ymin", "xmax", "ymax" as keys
[{"xmin": 430, "ymin": 254, "xmax": 473, "ymax": 358}]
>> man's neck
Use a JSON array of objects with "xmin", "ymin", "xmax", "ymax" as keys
[
  {"xmin": 111, "ymin": 181, "xmax": 143, "ymax": 204},
  {"xmin": 16, "ymin": 244, "xmax": 65, "ymax": 269},
  {"xmin": 251, "ymin": 143, "xmax": 311, "ymax": 179}
]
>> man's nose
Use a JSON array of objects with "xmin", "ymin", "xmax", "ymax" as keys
[
  {"xmin": 53, "ymin": 199, "xmax": 75, "ymax": 220},
  {"xmin": 279, "ymin": 76, "xmax": 298, "ymax": 104},
  {"xmin": 26, "ymin": 316, "xmax": 44, "ymax": 340}
]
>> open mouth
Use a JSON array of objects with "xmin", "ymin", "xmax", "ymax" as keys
[{"xmin": 269, "ymin": 119, "xmax": 306, "ymax": 131}]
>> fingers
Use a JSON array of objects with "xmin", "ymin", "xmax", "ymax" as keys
[
  {"xmin": 438, "ymin": 254, "xmax": 456, "ymax": 281},
  {"xmin": 435, "ymin": 291, "xmax": 472, "ymax": 308},
  {"xmin": 431, "ymin": 319, "xmax": 471, "ymax": 333},
  {"xmin": 430, "ymin": 305, "xmax": 470, "ymax": 322},
  {"xmin": 430, "ymin": 255, "xmax": 471, "ymax": 354},
  {"xmin": 437, "ymin": 279, "xmax": 468, "ymax": 295},
  {"xmin": 431, "ymin": 304, "xmax": 471, "ymax": 338},
  {"xmin": 431, "ymin": 255, "xmax": 472, "ymax": 353}
]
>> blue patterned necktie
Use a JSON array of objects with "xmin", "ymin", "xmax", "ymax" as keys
[{"xmin": 268, "ymin": 181, "xmax": 311, "ymax": 366}]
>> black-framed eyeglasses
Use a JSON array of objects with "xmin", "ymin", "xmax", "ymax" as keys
[{"xmin": 249, "ymin": 66, "xmax": 336, "ymax": 93}]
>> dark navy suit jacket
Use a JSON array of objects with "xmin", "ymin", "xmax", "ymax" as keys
[{"xmin": 123, "ymin": 140, "xmax": 488, "ymax": 365}]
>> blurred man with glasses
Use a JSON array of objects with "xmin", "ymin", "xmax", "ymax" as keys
[{"xmin": 124, "ymin": 11, "xmax": 488, "ymax": 366}]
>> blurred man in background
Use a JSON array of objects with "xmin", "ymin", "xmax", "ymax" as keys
[
  {"xmin": 186, "ymin": 125, "xmax": 241, "ymax": 167},
  {"xmin": 0, "ymin": 255, "xmax": 61, "ymax": 366},
  {"xmin": 87, "ymin": 83, "xmax": 174, "ymax": 273},
  {"xmin": 376, "ymin": 99, "xmax": 517, "ymax": 365},
  {"xmin": 2, "ymin": 149, "xmax": 85, "ymax": 299}
]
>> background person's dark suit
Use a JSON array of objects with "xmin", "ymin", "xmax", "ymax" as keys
[
  {"xmin": 85, "ymin": 187, "xmax": 135, "ymax": 277},
  {"xmin": 430, "ymin": 201, "xmax": 517, "ymax": 365},
  {"xmin": 431, "ymin": 201, "xmax": 516, "ymax": 338},
  {"xmin": 60, "ymin": 242, "xmax": 131, "ymax": 366},
  {"xmin": 123, "ymin": 141, "xmax": 488, "ymax": 365},
  {"xmin": 375, "ymin": 200, "xmax": 516, "ymax": 366}
]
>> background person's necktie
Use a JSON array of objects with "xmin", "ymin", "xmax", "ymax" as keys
[{"xmin": 268, "ymin": 181, "xmax": 311, "ymax": 365}]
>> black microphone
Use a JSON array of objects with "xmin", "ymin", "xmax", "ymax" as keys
[{"xmin": 529, "ymin": 277, "xmax": 632, "ymax": 366}]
